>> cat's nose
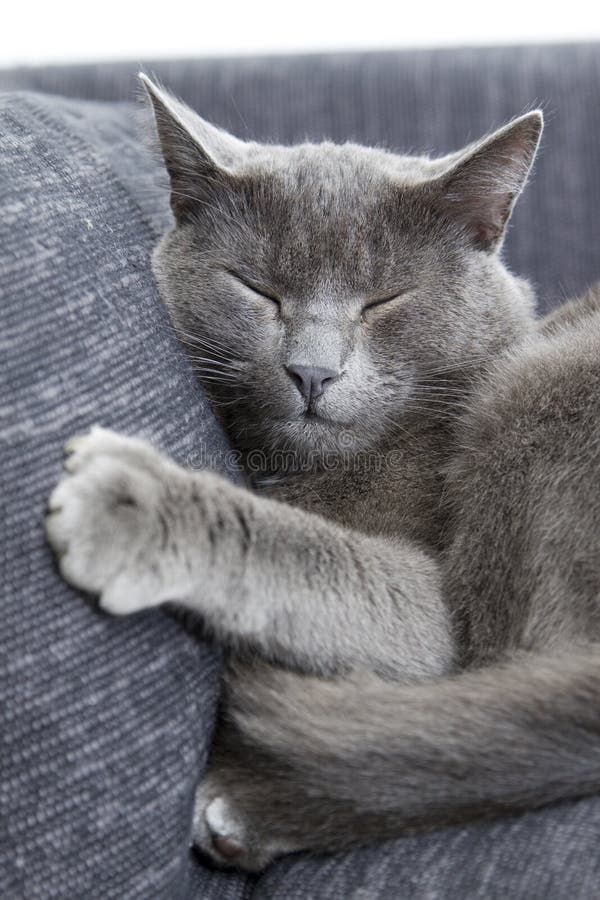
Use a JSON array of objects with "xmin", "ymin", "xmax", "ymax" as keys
[{"xmin": 286, "ymin": 364, "xmax": 339, "ymax": 402}]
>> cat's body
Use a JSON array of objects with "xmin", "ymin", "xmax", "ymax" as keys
[
  {"xmin": 449, "ymin": 287, "xmax": 600, "ymax": 665},
  {"xmin": 45, "ymin": 76, "xmax": 600, "ymax": 872}
]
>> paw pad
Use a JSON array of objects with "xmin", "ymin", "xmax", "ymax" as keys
[{"xmin": 211, "ymin": 834, "xmax": 247, "ymax": 859}]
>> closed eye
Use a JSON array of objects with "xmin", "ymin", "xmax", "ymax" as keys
[
  {"xmin": 361, "ymin": 290, "xmax": 410, "ymax": 321},
  {"xmin": 226, "ymin": 269, "xmax": 281, "ymax": 309}
]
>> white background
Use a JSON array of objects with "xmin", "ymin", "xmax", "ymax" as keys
[{"xmin": 2, "ymin": 1, "xmax": 600, "ymax": 67}]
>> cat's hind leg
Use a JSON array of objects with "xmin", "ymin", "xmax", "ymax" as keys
[
  {"xmin": 191, "ymin": 660, "xmax": 386, "ymax": 871},
  {"xmin": 191, "ymin": 646, "xmax": 600, "ymax": 872}
]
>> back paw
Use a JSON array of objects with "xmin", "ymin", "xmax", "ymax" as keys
[{"xmin": 192, "ymin": 775, "xmax": 289, "ymax": 872}]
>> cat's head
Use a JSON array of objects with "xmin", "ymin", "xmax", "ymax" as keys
[{"xmin": 142, "ymin": 75, "xmax": 541, "ymax": 461}]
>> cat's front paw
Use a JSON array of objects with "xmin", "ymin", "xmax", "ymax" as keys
[{"xmin": 45, "ymin": 426, "xmax": 190, "ymax": 615}]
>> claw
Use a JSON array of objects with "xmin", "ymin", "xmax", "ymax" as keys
[
  {"xmin": 64, "ymin": 434, "xmax": 86, "ymax": 454},
  {"xmin": 64, "ymin": 455, "xmax": 80, "ymax": 473}
]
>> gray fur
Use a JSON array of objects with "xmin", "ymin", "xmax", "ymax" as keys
[{"xmin": 45, "ymin": 76, "xmax": 600, "ymax": 873}]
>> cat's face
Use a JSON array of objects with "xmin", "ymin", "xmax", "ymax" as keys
[{"xmin": 144, "ymin": 76, "xmax": 541, "ymax": 460}]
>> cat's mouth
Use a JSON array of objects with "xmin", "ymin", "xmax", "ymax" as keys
[
  {"xmin": 272, "ymin": 410, "xmax": 340, "ymax": 429},
  {"xmin": 296, "ymin": 408, "xmax": 350, "ymax": 429},
  {"xmin": 303, "ymin": 408, "xmax": 327, "ymax": 422},
  {"xmin": 301, "ymin": 396, "xmax": 343, "ymax": 423}
]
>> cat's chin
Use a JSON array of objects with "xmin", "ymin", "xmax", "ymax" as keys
[
  {"xmin": 266, "ymin": 414, "xmax": 383, "ymax": 461},
  {"xmin": 225, "ymin": 407, "xmax": 386, "ymax": 469}
]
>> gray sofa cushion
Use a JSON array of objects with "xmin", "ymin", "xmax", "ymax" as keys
[
  {"xmin": 257, "ymin": 799, "xmax": 600, "ymax": 899},
  {"xmin": 0, "ymin": 91, "xmax": 250, "ymax": 900},
  {"xmin": 2, "ymin": 44, "xmax": 600, "ymax": 311}
]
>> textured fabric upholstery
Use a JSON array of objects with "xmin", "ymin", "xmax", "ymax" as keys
[
  {"xmin": 2, "ymin": 44, "xmax": 600, "ymax": 311},
  {"xmin": 256, "ymin": 801, "xmax": 600, "ymax": 900},
  {"xmin": 0, "ymin": 92, "xmax": 250, "ymax": 900},
  {"xmin": 1, "ymin": 46, "xmax": 600, "ymax": 899}
]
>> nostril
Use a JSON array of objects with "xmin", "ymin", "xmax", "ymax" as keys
[
  {"xmin": 311, "ymin": 373, "xmax": 333, "ymax": 399},
  {"xmin": 286, "ymin": 364, "xmax": 339, "ymax": 402},
  {"xmin": 286, "ymin": 365, "xmax": 312, "ymax": 400}
]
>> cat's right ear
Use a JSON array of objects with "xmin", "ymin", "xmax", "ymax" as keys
[{"xmin": 139, "ymin": 73, "xmax": 246, "ymax": 222}]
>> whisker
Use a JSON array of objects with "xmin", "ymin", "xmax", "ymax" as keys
[
  {"xmin": 192, "ymin": 369, "xmax": 240, "ymax": 381},
  {"xmin": 187, "ymin": 355, "xmax": 243, "ymax": 372},
  {"xmin": 178, "ymin": 335, "xmax": 248, "ymax": 366},
  {"xmin": 175, "ymin": 329, "xmax": 237, "ymax": 355},
  {"xmin": 208, "ymin": 396, "xmax": 249, "ymax": 407},
  {"xmin": 420, "ymin": 355, "xmax": 495, "ymax": 377},
  {"xmin": 193, "ymin": 372, "xmax": 240, "ymax": 384}
]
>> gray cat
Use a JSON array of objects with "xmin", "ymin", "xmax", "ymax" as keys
[{"xmin": 45, "ymin": 75, "xmax": 600, "ymax": 873}]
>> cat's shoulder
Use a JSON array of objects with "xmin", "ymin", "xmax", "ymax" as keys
[
  {"xmin": 537, "ymin": 282, "xmax": 600, "ymax": 338},
  {"xmin": 450, "ymin": 284, "xmax": 600, "ymax": 480}
]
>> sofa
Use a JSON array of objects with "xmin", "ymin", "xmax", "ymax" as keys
[{"xmin": 1, "ymin": 45, "xmax": 600, "ymax": 899}]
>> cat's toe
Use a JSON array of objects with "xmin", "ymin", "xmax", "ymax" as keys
[
  {"xmin": 192, "ymin": 786, "xmax": 245, "ymax": 865},
  {"xmin": 63, "ymin": 425, "xmax": 178, "ymax": 480},
  {"xmin": 63, "ymin": 426, "xmax": 122, "ymax": 472},
  {"xmin": 192, "ymin": 783, "xmax": 275, "ymax": 872},
  {"xmin": 205, "ymin": 797, "xmax": 249, "ymax": 861}
]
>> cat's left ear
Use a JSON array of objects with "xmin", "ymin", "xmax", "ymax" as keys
[
  {"xmin": 429, "ymin": 111, "xmax": 543, "ymax": 252},
  {"xmin": 139, "ymin": 73, "xmax": 248, "ymax": 221}
]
